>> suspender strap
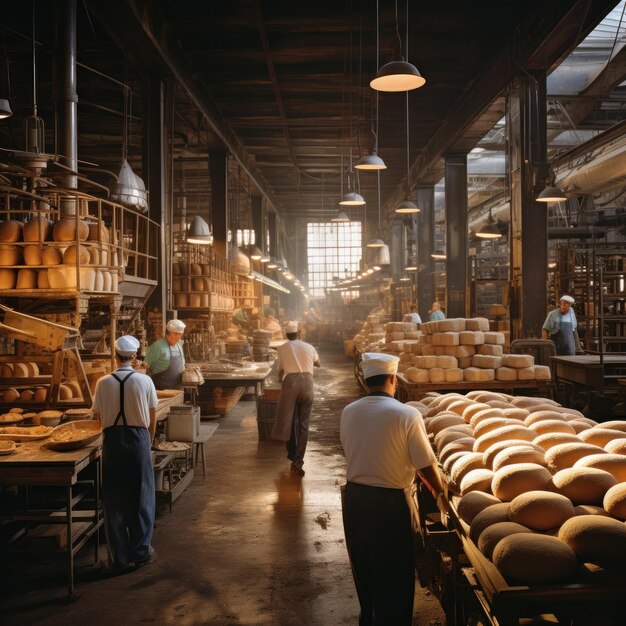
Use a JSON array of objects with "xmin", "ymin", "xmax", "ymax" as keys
[{"xmin": 110, "ymin": 370, "xmax": 136, "ymax": 427}]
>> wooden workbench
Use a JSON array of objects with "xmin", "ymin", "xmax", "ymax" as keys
[
  {"xmin": 0, "ymin": 441, "xmax": 103, "ymax": 597},
  {"xmin": 155, "ymin": 390, "xmax": 185, "ymax": 422},
  {"xmin": 396, "ymin": 373, "xmax": 553, "ymax": 402}
]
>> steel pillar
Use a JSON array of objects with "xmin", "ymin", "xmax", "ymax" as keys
[
  {"xmin": 445, "ymin": 155, "xmax": 469, "ymax": 318},
  {"xmin": 390, "ymin": 219, "xmax": 404, "ymax": 282},
  {"xmin": 417, "ymin": 186, "xmax": 435, "ymax": 317},
  {"xmin": 210, "ymin": 151, "xmax": 229, "ymax": 258},
  {"xmin": 508, "ymin": 72, "xmax": 548, "ymax": 339},
  {"xmin": 251, "ymin": 196, "xmax": 264, "ymax": 253}
]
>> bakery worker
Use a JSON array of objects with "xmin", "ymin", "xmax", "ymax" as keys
[
  {"xmin": 542, "ymin": 294, "xmax": 578, "ymax": 356},
  {"xmin": 341, "ymin": 353, "xmax": 445, "ymax": 626},
  {"xmin": 271, "ymin": 321, "xmax": 320, "ymax": 476},
  {"xmin": 402, "ymin": 303, "xmax": 422, "ymax": 324},
  {"xmin": 429, "ymin": 300, "xmax": 445, "ymax": 321},
  {"xmin": 145, "ymin": 319, "xmax": 186, "ymax": 389},
  {"xmin": 92, "ymin": 335, "xmax": 158, "ymax": 573}
]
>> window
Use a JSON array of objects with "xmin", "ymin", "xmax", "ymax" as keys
[
  {"xmin": 307, "ymin": 222, "xmax": 362, "ymax": 297},
  {"xmin": 227, "ymin": 229, "xmax": 256, "ymax": 247}
]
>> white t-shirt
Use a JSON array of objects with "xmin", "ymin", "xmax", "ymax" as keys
[
  {"xmin": 403, "ymin": 312, "xmax": 422, "ymax": 324},
  {"xmin": 276, "ymin": 339, "xmax": 319, "ymax": 375},
  {"xmin": 92, "ymin": 366, "xmax": 158, "ymax": 429},
  {"xmin": 340, "ymin": 395, "xmax": 436, "ymax": 489}
]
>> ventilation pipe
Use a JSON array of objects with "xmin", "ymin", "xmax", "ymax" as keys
[{"xmin": 54, "ymin": 0, "xmax": 78, "ymax": 216}]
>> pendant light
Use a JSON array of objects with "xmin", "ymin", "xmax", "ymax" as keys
[
  {"xmin": 0, "ymin": 100, "xmax": 11, "ymax": 120},
  {"xmin": 431, "ymin": 249, "xmax": 446, "ymax": 260},
  {"xmin": 370, "ymin": 0, "xmax": 425, "ymax": 93},
  {"xmin": 332, "ymin": 211, "xmax": 350, "ymax": 223},
  {"xmin": 249, "ymin": 245, "xmax": 263, "ymax": 261},
  {"xmin": 476, "ymin": 209, "xmax": 502, "ymax": 239},
  {"xmin": 340, "ymin": 191, "xmax": 365, "ymax": 206},
  {"xmin": 187, "ymin": 216, "xmax": 213, "ymax": 245},
  {"xmin": 536, "ymin": 183, "xmax": 567, "ymax": 203},
  {"xmin": 396, "ymin": 92, "xmax": 419, "ymax": 214}
]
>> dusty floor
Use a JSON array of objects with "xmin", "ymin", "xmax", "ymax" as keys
[{"xmin": 0, "ymin": 349, "xmax": 445, "ymax": 625}]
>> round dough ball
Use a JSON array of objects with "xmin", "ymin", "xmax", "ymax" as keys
[
  {"xmin": 552, "ymin": 468, "xmax": 617, "ymax": 505},
  {"xmin": 478, "ymin": 521, "xmax": 533, "ymax": 559},
  {"xmin": 579, "ymin": 428, "xmax": 626, "ymax": 448},
  {"xmin": 545, "ymin": 442, "xmax": 606, "ymax": 472},
  {"xmin": 492, "ymin": 463, "xmax": 552, "ymax": 501},
  {"xmin": 460, "ymin": 468, "xmax": 494, "ymax": 496},
  {"xmin": 457, "ymin": 491, "xmax": 501, "ymax": 525},
  {"xmin": 508, "ymin": 490, "xmax": 576, "ymax": 530},
  {"xmin": 493, "ymin": 534, "xmax": 578, "ymax": 584},
  {"xmin": 469, "ymin": 503, "xmax": 511, "ymax": 543},
  {"xmin": 558, "ymin": 515, "xmax": 626, "ymax": 567},
  {"xmin": 603, "ymin": 483, "xmax": 626, "ymax": 520},
  {"xmin": 492, "ymin": 446, "xmax": 547, "ymax": 472},
  {"xmin": 574, "ymin": 454, "xmax": 626, "ymax": 482}
]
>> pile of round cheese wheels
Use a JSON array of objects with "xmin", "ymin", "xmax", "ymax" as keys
[{"xmin": 413, "ymin": 390, "xmax": 626, "ymax": 586}]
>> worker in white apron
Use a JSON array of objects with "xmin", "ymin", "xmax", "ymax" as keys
[
  {"xmin": 340, "ymin": 353, "xmax": 445, "ymax": 625},
  {"xmin": 542, "ymin": 294, "xmax": 578, "ymax": 356},
  {"xmin": 92, "ymin": 336, "xmax": 158, "ymax": 574},
  {"xmin": 145, "ymin": 319, "xmax": 186, "ymax": 389},
  {"xmin": 271, "ymin": 321, "xmax": 320, "ymax": 476}
]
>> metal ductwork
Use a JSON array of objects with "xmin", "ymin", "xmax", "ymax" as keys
[
  {"xmin": 548, "ymin": 227, "xmax": 606, "ymax": 239},
  {"xmin": 554, "ymin": 120, "xmax": 626, "ymax": 197},
  {"xmin": 54, "ymin": 0, "xmax": 78, "ymax": 216}
]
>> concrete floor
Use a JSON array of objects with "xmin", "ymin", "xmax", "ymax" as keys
[{"xmin": 0, "ymin": 349, "xmax": 445, "ymax": 625}]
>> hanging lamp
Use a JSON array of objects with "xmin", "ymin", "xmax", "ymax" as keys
[
  {"xmin": 340, "ymin": 191, "xmax": 365, "ymax": 206},
  {"xmin": 0, "ymin": 99, "xmax": 11, "ymax": 119},
  {"xmin": 355, "ymin": 123, "xmax": 387, "ymax": 171},
  {"xmin": 370, "ymin": 0, "xmax": 425, "ymax": 92},
  {"xmin": 395, "ymin": 92, "xmax": 419, "ymax": 214},
  {"xmin": 431, "ymin": 249, "xmax": 446, "ymax": 260},
  {"xmin": 187, "ymin": 216, "xmax": 213, "ymax": 245},
  {"xmin": 248, "ymin": 245, "xmax": 263, "ymax": 261},
  {"xmin": 476, "ymin": 210, "xmax": 502, "ymax": 239},
  {"xmin": 537, "ymin": 184, "xmax": 567, "ymax": 203},
  {"xmin": 332, "ymin": 211, "xmax": 350, "ymax": 223}
]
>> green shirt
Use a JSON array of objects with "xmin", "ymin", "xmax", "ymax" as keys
[{"xmin": 145, "ymin": 338, "xmax": 185, "ymax": 375}]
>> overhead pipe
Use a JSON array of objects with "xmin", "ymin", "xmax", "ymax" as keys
[{"xmin": 54, "ymin": 0, "xmax": 78, "ymax": 216}]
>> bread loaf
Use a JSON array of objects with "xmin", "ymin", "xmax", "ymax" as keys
[
  {"xmin": 0, "ymin": 220, "xmax": 23, "ymax": 242},
  {"xmin": 459, "ymin": 331, "xmax": 484, "ymax": 346},
  {"xmin": 455, "ymin": 345, "xmax": 476, "ymax": 358},
  {"xmin": 594, "ymin": 420, "xmax": 626, "ymax": 434},
  {"xmin": 472, "ymin": 354, "xmax": 502, "ymax": 369},
  {"xmin": 603, "ymin": 483, "xmax": 626, "ymax": 520},
  {"xmin": 16, "ymin": 269, "xmax": 37, "ymax": 289},
  {"xmin": 42, "ymin": 246, "xmax": 62, "ymax": 265},
  {"xmin": 426, "ymin": 414, "xmax": 466, "ymax": 436},
  {"xmin": 478, "ymin": 521, "xmax": 533, "ymax": 559},
  {"xmin": 59, "ymin": 384, "xmax": 73, "ymax": 400},
  {"xmin": 440, "ymin": 438, "xmax": 476, "ymax": 465},
  {"xmin": 3, "ymin": 388, "xmax": 20, "ymax": 402},
  {"xmin": 469, "ymin": 408, "xmax": 506, "ymax": 428},
  {"xmin": 23, "ymin": 216, "xmax": 51, "ymax": 242},
  {"xmin": 524, "ymin": 410, "xmax": 566, "ymax": 425},
  {"xmin": 545, "ymin": 443, "xmax": 606, "ymax": 471},
  {"xmin": 429, "ymin": 368, "xmax": 445, "ymax": 383},
  {"xmin": 23, "ymin": 245, "xmax": 42, "ymax": 265},
  {"xmin": 450, "ymin": 452, "xmax": 486, "ymax": 485},
  {"xmin": 37, "ymin": 269, "xmax": 49, "ymax": 288},
  {"xmin": 0, "ymin": 244, "xmax": 21, "ymax": 266},
  {"xmin": 406, "ymin": 367, "xmax": 429, "ymax": 383},
  {"xmin": 558, "ymin": 516, "xmax": 626, "ymax": 567},
  {"xmin": 443, "ymin": 451, "xmax": 471, "ymax": 475},
  {"xmin": 460, "ymin": 468, "xmax": 494, "ymax": 495},
  {"xmin": 422, "ymin": 355, "xmax": 438, "ymax": 368},
  {"xmin": 432, "ymin": 332, "xmax": 460, "ymax": 346},
  {"xmin": 533, "ymin": 432, "xmax": 581, "ymax": 451},
  {"xmin": 34, "ymin": 387, "xmax": 47, "ymax": 402},
  {"xmin": 552, "ymin": 467, "xmax": 617, "ymax": 505},
  {"xmin": 462, "ymin": 403, "xmax": 492, "ymax": 423},
  {"xmin": 20, "ymin": 389, "xmax": 34, "ymax": 401},
  {"xmin": 568, "ymin": 420, "xmax": 591, "ymax": 434},
  {"xmin": 473, "ymin": 425, "xmax": 535, "ymax": 452},
  {"xmin": 437, "ymin": 318, "xmax": 466, "ymax": 332},
  {"xmin": 604, "ymin": 438, "xmax": 626, "ymax": 454},
  {"xmin": 502, "ymin": 408, "xmax": 529, "ymax": 421},
  {"xmin": 465, "ymin": 318, "xmax": 490, "ymax": 332},
  {"xmin": 477, "ymin": 343, "xmax": 503, "ymax": 357},
  {"xmin": 501, "ymin": 354, "xmax": 533, "ymax": 368},
  {"xmin": 491, "ymin": 463, "xmax": 552, "ymax": 501},
  {"xmin": 469, "ymin": 503, "xmax": 511, "ymax": 543},
  {"xmin": 447, "ymin": 399, "xmax": 475, "ymax": 417},
  {"xmin": 486, "ymin": 400, "xmax": 512, "ymax": 409},
  {"xmin": 574, "ymin": 454, "xmax": 626, "ymax": 482},
  {"xmin": 483, "ymin": 332, "xmax": 505, "ymax": 345},
  {"xmin": 436, "ymin": 355, "xmax": 458, "ymax": 369},
  {"xmin": 53, "ymin": 218, "xmax": 89, "ymax": 242},
  {"xmin": 492, "ymin": 534, "xmax": 577, "ymax": 584},
  {"xmin": 63, "ymin": 244, "xmax": 90, "ymax": 265},
  {"xmin": 492, "ymin": 446, "xmax": 547, "ymax": 471},
  {"xmin": 575, "ymin": 505, "xmax": 610, "ymax": 517},
  {"xmin": 517, "ymin": 366, "xmax": 536, "ymax": 380},
  {"xmin": 464, "ymin": 367, "xmax": 495, "ymax": 382},
  {"xmin": 0, "ymin": 268, "xmax": 16, "ymax": 289},
  {"xmin": 483, "ymin": 440, "xmax": 544, "ymax": 469},
  {"xmin": 511, "ymin": 396, "xmax": 559, "ymax": 408},
  {"xmin": 444, "ymin": 368, "xmax": 463, "ymax": 383},
  {"xmin": 529, "ymin": 419, "xmax": 576, "ymax": 436},
  {"xmin": 579, "ymin": 428, "xmax": 626, "ymax": 448},
  {"xmin": 457, "ymin": 491, "xmax": 501, "ymax": 524},
  {"xmin": 508, "ymin": 490, "xmax": 575, "ymax": 530},
  {"xmin": 473, "ymin": 417, "xmax": 513, "ymax": 438},
  {"xmin": 533, "ymin": 365, "xmax": 551, "ymax": 380}
]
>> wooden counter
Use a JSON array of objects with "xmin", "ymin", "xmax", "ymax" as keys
[{"xmin": 155, "ymin": 390, "xmax": 185, "ymax": 422}]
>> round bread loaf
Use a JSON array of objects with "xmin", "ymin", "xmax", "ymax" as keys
[
  {"xmin": 472, "ymin": 392, "xmax": 509, "ymax": 403},
  {"xmin": 457, "ymin": 491, "xmax": 501, "ymax": 524},
  {"xmin": 0, "ymin": 244, "xmax": 21, "ymax": 266},
  {"xmin": 485, "ymin": 400, "xmax": 511, "ymax": 410},
  {"xmin": 604, "ymin": 438, "xmax": 626, "ymax": 455},
  {"xmin": 63, "ymin": 244, "xmax": 90, "ymax": 265},
  {"xmin": 469, "ymin": 503, "xmax": 511, "ymax": 543},
  {"xmin": 0, "ymin": 268, "xmax": 16, "ymax": 289},
  {"xmin": 16, "ymin": 269, "xmax": 37, "ymax": 289},
  {"xmin": 574, "ymin": 454, "xmax": 626, "ymax": 482},
  {"xmin": 483, "ymin": 440, "xmax": 544, "ymax": 469},
  {"xmin": 53, "ymin": 218, "xmax": 89, "ymax": 242},
  {"xmin": 478, "ymin": 521, "xmax": 533, "ymax": 559},
  {"xmin": 528, "ymin": 419, "xmax": 576, "ymax": 436},
  {"xmin": 65, "ymin": 381, "xmax": 82, "ymax": 399},
  {"xmin": 502, "ymin": 408, "xmax": 529, "ymax": 421},
  {"xmin": 569, "ymin": 420, "xmax": 592, "ymax": 434},
  {"xmin": 23, "ymin": 216, "xmax": 51, "ymax": 242},
  {"xmin": 552, "ymin": 468, "xmax": 617, "ymax": 505},
  {"xmin": 3, "ymin": 388, "xmax": 20, "ymax": 402},
  {"xmin": 533, "ymin": 432, "xmax": 581, "ymax": 451},
  {"xmin": 87, "ymin": 221, "xmax": 109, "ymax": 243},
  {"xmin": 558, "ymin": 515, "xmax": 626, "ymax": 566},
  {"xmin": 0, "ymin": 220, "xmax": 23, "ymax": 242},
  {"xmin": 545, "ymin": 442, "xmax": 606, "ymax": 471},
  {"xmin": 426, "ymin": 413, "xmax": 466, "ymax": 435},
  {"xmin": 12, "ymin": 362, "xmax": 29, "ymax": 377},
  {"xmin": 492, "ymin": 463, "xmax": 552, "ymax": 501},
  {"xmin": 20, "ymin": 389, "xmax": 34, "ymax": 401},
  {"xmin": 42, "ymin": 246, "xmax": 62, "ymax": 265},
  {"xmin": 524, "ymin": 410, "xmax": 567, "ymax": 426},
  {"xmin": 460, "ymin": 468, "xmax": 494, "ymax": 496},
  {"xmin": 563, "ymin": 413, "xmax": 595, "ymax": 425},
  {"xmin": 449, "ymin": 452, "xmax": 485, "ymax": 483},
  {"xmin": 38, "ymin": 410, "xmax": 63, "ymax": 419},
  {"xmin": 462, "ymin": 403, "xmax": 492, "ymax": 423},
  {"xmin": 58, "ymin": 384, "xmax": 73, "ymax": 400},
  {"xmin": 38, "ymin": 269, "xmax": 49, "ymax": 288},
  {"xmin": 603, "ymin": 483, "xmax": 626, "ymax": 520},
  {"xmin": 441, "ymin": 451, "xmax": 468, "ymax": 473},
  {"xmin": 579, "ymin": 428, "xmax": 626, "ymax": 448},
  {"xmin": 574, "ymin": 504, "xmax": 610, "ymax": 517},
  {"xmin": 595, "ymin": 420, "xmax": 626, "ymax": 433},
  {"xmin": 510, "ymin": 396, "xmax": 559, "ymax": 408},
  {"xmin": 436, "ymin": 394, "xmax": 465, "ymax": 410},
  {"xmin": 473, "ymin": 425, "xmax": 535, "ymax": 452},
  {"xmin": 435, "ymin": 425, "xmax": 474, "ymax": 451},
  {"xmin": 23, "ymin": 245, "xmax": 43, "ymax": 265},
  {"xmin": 492, "ymin": 446, "xmax": 547, "ymax": 471},
  {"xmin": 508, "ymin": 490, "xmax": 575, "ymax": 530},
  {"xmin": 469, "ymin": 408, "xmax": 506, "ymax": 427},
  {"xmin": 0, "ymin": 363, "xmax": 13, "ymax": 377},
  {"xmin": 446, "ymin": 400, "xmax": 476, "ymax": 417},
  {"xmin": 439, "ymin": 438, "xmax": 476, "ymax": 464},
  {"xmin": 492, "ymin": 534, "xmax": 577, "ymax": 584},
  {"xmin": 34, "ymin": 387, "xmax": 47, "ymax": 402},
  {"xmin": 472, "ymin": 417, "xmax": 514, "ymax": 438}
]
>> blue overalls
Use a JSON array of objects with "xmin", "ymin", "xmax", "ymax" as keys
[{"xmin": 102, "ymin": 370, "xmax": 155, "ymax": 570}]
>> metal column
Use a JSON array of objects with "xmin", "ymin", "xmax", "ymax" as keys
[
  {"xmin": 417, "ymin": 186, "xmax": 435, "ymax": 317},
  {"xmin": 390, "ymin": 218, "xmax": 404, "ymax": 283},
  {"xmin": 251, "ymin": 196, "xmax": 264, "ymax": 253},
  {"xmin": 508, "ymin": 72, "xmax": 548, "ymax": 339},
  {"xmin": 268, "ymin": 212, "xmax": 278, "ymax": 260},
  {"xmin": 210, "ymin": 151, "xmax": 229, "ymax": 258},
  {"xmin": 445, "ymin": 155, "xmax": 469, "ymax": 318}
]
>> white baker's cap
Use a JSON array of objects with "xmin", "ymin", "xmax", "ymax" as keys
[
  {"xmin": 166, "ymin": 319, "xmax": 186, "ymax": 333},
  {"xmin": 285, "ymin": 321, "xmax": 299, "ymax": 333},
  {"xmin": 361, "ymin": 353, "xmax": 400, "ymax": 379},
  {"xmin": 560, "ymin": 295, "xmax": 575, "ymax": 304},
  {"xmin": 115, "ymin": 335, "xmax": 140, "ymax": 357}
]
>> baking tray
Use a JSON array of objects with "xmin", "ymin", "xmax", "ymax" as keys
[
  {"xmin": 0, "ymin": 425, "xmax": 54, "ymax": 440},
  {"xmin": 45, "ymin": 420, "xmax": 102, "ymax": 451}
]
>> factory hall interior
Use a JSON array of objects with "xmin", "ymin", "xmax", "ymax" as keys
[{"xmin": 3, "ymin": 1, "xmax": 626, "ymax": 625}]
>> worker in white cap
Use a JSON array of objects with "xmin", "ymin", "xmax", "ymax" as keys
[
  {"xmin": 340, "ymin": 353, "xmax": 445, "ymax": 625},
  {"xmin": 402, "ymin": 303, "xmax": 422, "ymax": 325},
  {"xmin": 271, "ymin": 320, "xmax": 320, "ymax": 476},
  {"xmin": 542, "ymin": 295, "xmax": 578, "ymax": 356},
  {"xmin": 92, "ymin": 336, "xmax": 158, "ymax": 574},
  {"xmin": 145, "ymin": 319, "xmax": 187, "ymax": 389}
]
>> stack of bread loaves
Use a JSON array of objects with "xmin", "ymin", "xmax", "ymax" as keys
[
  {"xmin": 402, "ymin": 317, "xmax": 550, "ymax": 384},
  {"xmin": 352, "ymin": 312, "xmax": 391, "ymax": 352},
  {"xmin": 413, "ymin": 390, "xmax": 626, "ymax": 585}
]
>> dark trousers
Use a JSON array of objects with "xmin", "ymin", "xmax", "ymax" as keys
[
  {"xmin": 343, "ymin": 482, "xmax": 416, "ymax": 626},
  {"xmin": 279, "ymin": 373, "xmax": 314, "ymax": 469},
  {"xmin": 102, "ymin": 427, "xmax": 155, "ymax": 569}
]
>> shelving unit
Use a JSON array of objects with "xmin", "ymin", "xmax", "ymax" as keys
[
  {"xmin": 556, "ymin": 242, "xmax": 626, "ymax": 353},
  {"xmin": 470, "ymin": 252, "xmax": 509, "ymax": 319}
]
